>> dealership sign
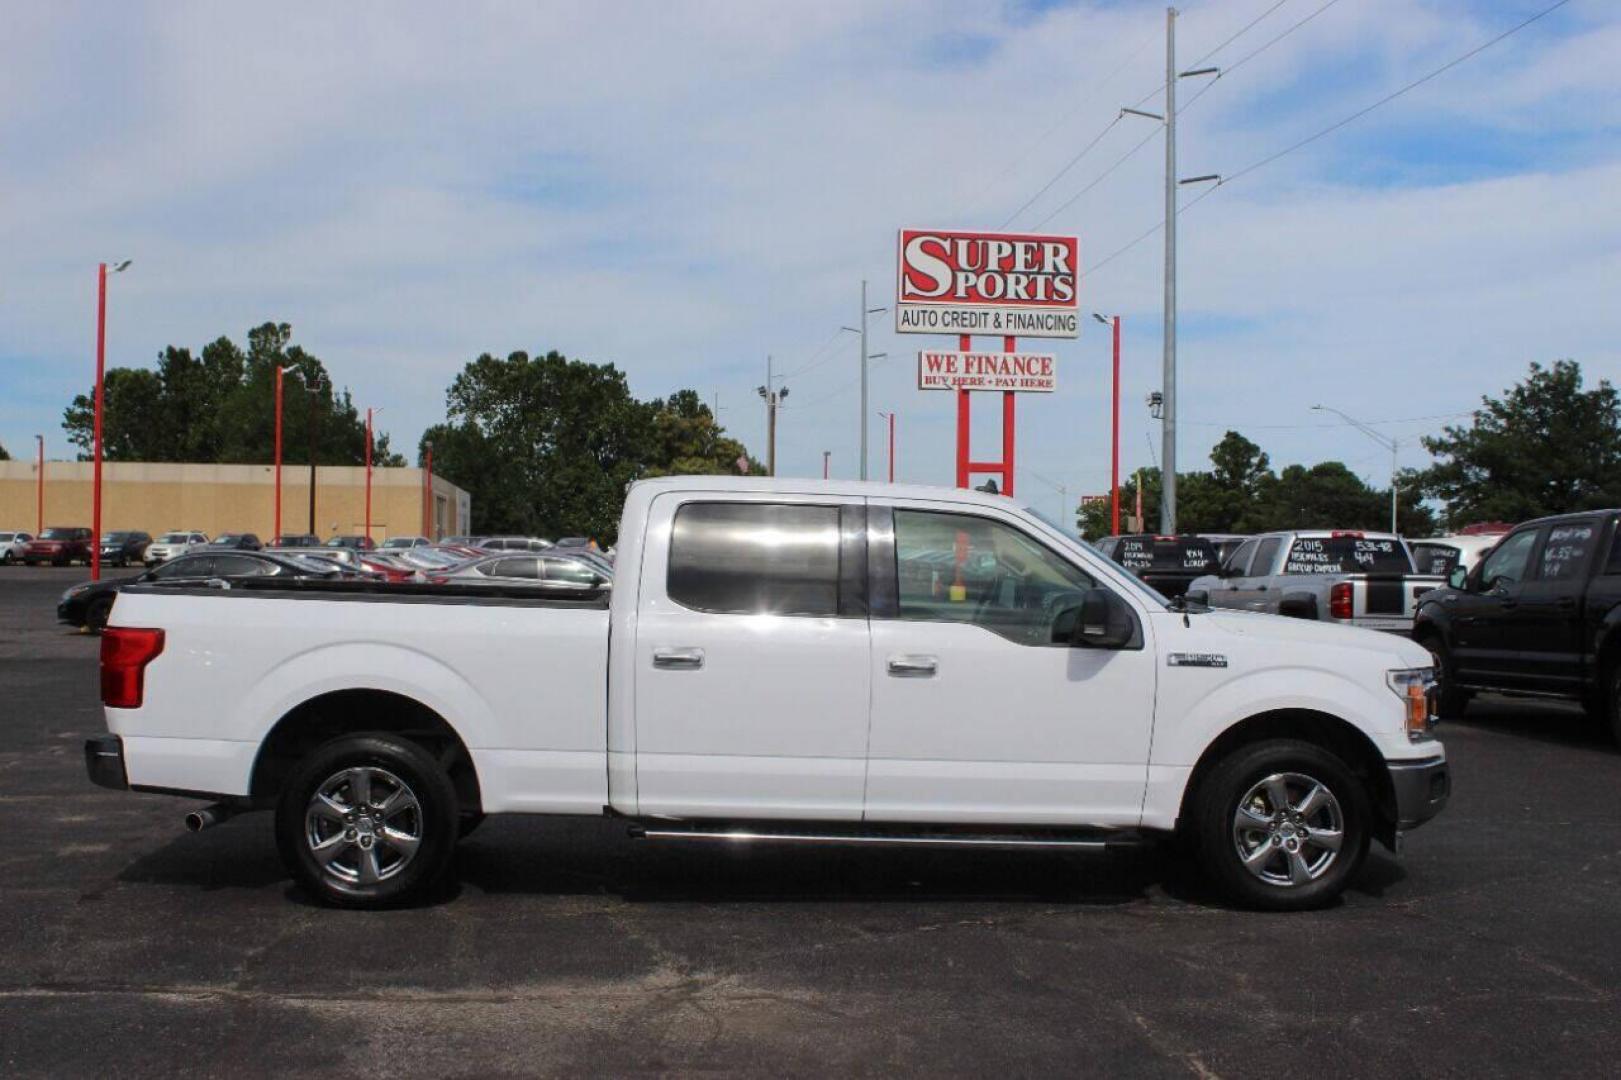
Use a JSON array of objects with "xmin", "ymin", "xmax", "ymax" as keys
[
  {"xmin": 918, "ymin": 350, "xmax": 1057, "ymax": 393},
  {"xmin": 896, "ymin": 228, "xmax": 1079, "ymax": 339}
]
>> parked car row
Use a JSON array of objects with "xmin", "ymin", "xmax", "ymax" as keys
[{"xmin": 50, "ymin": 531, "xmax": 616, "ymax": 630}]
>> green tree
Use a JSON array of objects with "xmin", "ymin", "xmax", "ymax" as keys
[
  {"xmin": 1419, "ymin": 360, "xmax": 1621, "ymax": 527},
  {"xmin": 61, "ymin": 322, "xmax": 405, "ymax": 468},
  {"xmin": 425, "ymin": 351, "xmax": 758, "ymax": 541},
  {"xmin": 0, "ymin": 440, "xmax": 10, "ymax": 461}
]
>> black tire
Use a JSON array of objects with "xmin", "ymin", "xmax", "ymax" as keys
[
  {"xmin": 275, "ymin": 733, "xmax": 459, "ymax": 909},
  {"xmin": 1418, "ymin": 634, "xmax": 1471, "ymax": 719},
  {"xmin": 1190, "ymin": 739, "xmax": 1371, "ymax": 912},
  {"xmin": 85, "ymin": 596, "xmax": 114, "ymax": 632}
]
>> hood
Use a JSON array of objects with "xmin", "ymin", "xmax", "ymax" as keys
[{"xmin": 1193, "ymin": 607, "xmax": 1431, "ymax": 669}]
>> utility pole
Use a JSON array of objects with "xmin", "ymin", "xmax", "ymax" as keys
[
  {"xmin": 1121, "ymin": 8, "xmax": 1216, "ymax": 536},
  {"xmin": 844, "ymin": 282, "xmax": 888, "ymax": 481},
  {"xmin": 1161, "ymin": 6, "xmax": 1178, "ymax": 535},
  {"xmin": 306, "ymin": 373, "xmax": 324, "ymax": 535},
  {"xmin": 822, "ymin": 451, "xmax": 830, "ymax": 480},
  {"xmin": 757, "ymin": 355, "xmax": 788, "ymax": 476}
]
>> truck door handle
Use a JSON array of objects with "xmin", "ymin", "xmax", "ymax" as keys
[
  {"xmin": 653, "ymin": 648, "xmax": 705, "ymax": 670},
  {"xmin": 887, "ymin": 655, "xmax": 938, "ymax": 678}
]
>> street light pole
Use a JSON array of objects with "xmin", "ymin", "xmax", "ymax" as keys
[
  {"xmin": 1312, "ymin": 404, "xmax": 1400, "ymax": 534},
  {"xmin": 822, "ymin": 451, "xmax": 830, "ymax": 480},
  {"xmin": 365, "ymin": 407, "xmax": 381, "ymax": 544},
  {"xmin": 35, "ymin": 435, "xmax": 44, "ymax": 535},
  {"xmin": 877, "ymin": 411, "xmax": 896, "ymax": 482},
  {"xmin": 757, "ymin": 355, "xmax": 788, "ymax": 477},
  {"xmin": 90, "ymin": 259, "xmax": 131, "ymax": 583},
  {"xmin": 423, "ymin": 440, "xmax": 435, "ymax": 539},
  {"xmin": 1094, "ymin": 313, "xmax": 1122, "ymax": 536}
]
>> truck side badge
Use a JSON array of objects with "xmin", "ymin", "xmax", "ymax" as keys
[{"xmin": 1168, "ymin": 653, "xmax": 1228, "ymax": 669}]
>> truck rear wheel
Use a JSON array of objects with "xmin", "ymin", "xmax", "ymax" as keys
[
  {"xmin": 274, "ymin": 733, "xmax": 459, "ymax": 909},
  {"xmin": 1190, "ymin": 739, "xmax": 1370, "ymax": 911}
]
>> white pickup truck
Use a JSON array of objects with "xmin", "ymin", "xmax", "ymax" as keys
[{"xmin": 86, "ymin": 478, "xmax": 1449, "ymax": 911}]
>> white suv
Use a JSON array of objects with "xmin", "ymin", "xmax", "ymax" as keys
[
  {"xmin": 144, "ymin": 531, "xmax": 209, "ymax": 566},
  {"xmin": 0, "ymin": 530, "xmax": 35, "ymax": 564}
]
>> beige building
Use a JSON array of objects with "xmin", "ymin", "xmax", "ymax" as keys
[{"xmin": 0, "ymin": 460, "xmax": 470, "ymax": 543}]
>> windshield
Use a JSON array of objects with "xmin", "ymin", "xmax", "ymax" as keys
[
  {"xmin": 281, "ymin": 554, "xmax": 342, "ymax": 575},
  {"xmin": 1284, "ymin": 536, "xmax": 1413, "ymax": 575},
  {"xmin": 1020, "ymin": 507, "xmax": 1173, "ymax": 609},
  {"xmin": 40, "ymin": 528, "xmax": 78, "ymax": 540},
  {"xmin": 103, "ymin": 532, "xmax": 131, "ymax": 542},
  {"xmin": 1112, "ymin": 535, "xmax": 1217, "ymax": 574},
  {"xmin": 159, "ymin": 533, "xmax": 189, "ymax": 543}
]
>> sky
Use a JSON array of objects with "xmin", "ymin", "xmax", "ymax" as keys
[{"xmin": 1, "ymin": 0, "xmax": 1616, "ymax": 519}]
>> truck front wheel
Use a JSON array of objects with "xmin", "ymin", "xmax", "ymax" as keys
[
  {"xmin": 1190, "ymin": 739, "xmax": 1371, "ymax": 911},
  {"xmin": 275, "ymin": 733, "xmax": 460, "ymax": 909}
]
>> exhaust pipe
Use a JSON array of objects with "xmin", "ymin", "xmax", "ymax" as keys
[{"xmin": 185, "ymin": 802, "xmax": 239, "ymax": 833}]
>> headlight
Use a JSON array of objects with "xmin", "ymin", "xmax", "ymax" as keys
[
  {"xmin": 1387, "ymin": 667, "xmax": 1437, "ymax": 742},
  {"xmin": 61, "ymin": 584, "xmax": 91, "ymax": 601}
]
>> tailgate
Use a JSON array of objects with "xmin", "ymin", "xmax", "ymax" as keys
[{"xmin": 1349, "ymin": 574, "xmax": 1445, "ymax": 626}]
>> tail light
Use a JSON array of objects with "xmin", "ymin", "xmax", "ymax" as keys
[
  {"xmin": 1329, "ymin": 582, "xmax": 1354, "ymax": 620},
  {"xmin": 101, "ymin": 627, "xmax": 165, "ymax": 708}
]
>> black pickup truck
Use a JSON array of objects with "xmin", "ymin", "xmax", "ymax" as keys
[{"xmin": 1412, "ymin": 509, "xmax": 1621, "ymax": 740}]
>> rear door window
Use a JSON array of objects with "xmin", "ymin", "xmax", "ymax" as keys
[
  {"xmin": 1538, "ymin": 519, "xmax": 1599, "ymax": 582},
  {"xmin": 668, "ymin": 502, "xmax": 842, "ymax": 617},
  {"xmin": 1284, "ymin": 536, "xmax": 1412, "ymax": 574},
  {"xmin": 1410, "ymin": 542, "xmax": 1462, "ymax": 576},
  {"xmin": 485, "ymin": 558, "xmax": 539, "ymax": 579}
]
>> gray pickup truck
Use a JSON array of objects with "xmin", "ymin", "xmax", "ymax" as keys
[{"xmin": 1188, "ymin": 530, "xmax": 1444, "ymax": 633}]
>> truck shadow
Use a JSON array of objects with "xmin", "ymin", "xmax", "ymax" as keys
[
  {"xmin": 1451, "ymin": 694, "xmax": 1613, "ymax": 752},
  {"xmin": 115, "ymin": 812, "xmax": 1405, "ymax": 910}
]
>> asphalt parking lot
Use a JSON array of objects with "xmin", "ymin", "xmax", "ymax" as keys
[{"xmin": 2, "ymin": 565, "xmax": 1619, "ymax": 1077}]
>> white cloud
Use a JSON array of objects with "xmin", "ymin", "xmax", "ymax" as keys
[{"xmin": 0, "ymin": 0, "xmax": 1615, "ymax": 511}]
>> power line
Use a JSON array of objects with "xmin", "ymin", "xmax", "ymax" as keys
[
  {"xmin": 1028, "ymin": 125, "xmax": 1161, "ymax": 230},
  {"xmin": 1221, "ymin": 0, "xmax": 1572, "ymax": 188},
  {"xmin": 1188, "ymin": 0, "xmax": 1293, "ymax": 69},
  {"xmin": 1178, "ymin": 0, "xmax": 1344, "ymax": 119},
  {"xmin": 963, "ymin": 27, "xmax": 1159, "ymax": 216},
  {"xmin": 1065, "ymin": 0, "xmax": 1570, "ymax": 282},
  {"xmin": 777, "ymin": 326, "xmax": 848, "ymax": 380},
  {"xmin": 999, "ymin": 116, "xmax": 1121, "ymax": 228}
]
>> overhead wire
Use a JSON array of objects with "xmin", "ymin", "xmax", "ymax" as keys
[{"xmin": 1060, "ymin": 0, "xmax": 1572, "ymax": 283}]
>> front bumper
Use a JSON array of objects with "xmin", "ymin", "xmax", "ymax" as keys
[
  {"xmin": 1389, "ymin": 754, "xmax": 1450, "ymax": 830},
  {"xmin": 85, "ymin": 735, "xmax": 129, "ymax": 790}
]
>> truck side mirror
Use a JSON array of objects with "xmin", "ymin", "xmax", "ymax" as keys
[
  {"xmin": 1447, "ymin": 566, "xmax": 1467, "ymax": 590},
  {"xmin": 1054, "ymin": 588, "xmax": 1136, "ymax": 649}
]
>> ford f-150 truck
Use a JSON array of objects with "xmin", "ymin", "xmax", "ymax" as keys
[
  {"xmin": 85, "ymin": 478, "xmax": 1449, "ymax": 911},
  {"xmin": 1188, "ymin": 530, "xmax": 1444, "ymax": 634}
]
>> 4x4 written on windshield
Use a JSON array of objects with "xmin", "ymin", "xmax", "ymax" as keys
[
  {"xmin": 1118, "ymin": 538, "xmax": 1214, "ymax": 572},
  {"xmin": 1284, "ymin": 537, "xmax": 1409, "ymax": 575}
]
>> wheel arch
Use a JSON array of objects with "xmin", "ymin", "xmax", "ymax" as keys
[
  {"xmin": 250, "ymin": 688, "xmax": 483, "ymax": 816},
  {"xmin": 1177, "ymin": 708, "xmax": 1399, "ymax": 848}
]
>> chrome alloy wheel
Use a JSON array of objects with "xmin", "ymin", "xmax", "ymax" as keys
[
  {"xmin": 304, "ymin": 766, "xmax": 423, "ymax": 887},
  {"xmin": 1231, "ymin": 772, "xmax": 1345, "ymax": 887}
]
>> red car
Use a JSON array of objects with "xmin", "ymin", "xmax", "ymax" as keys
[{"xmin": 22, "ymin": 526, "xmax": 94, "ymax": 566}]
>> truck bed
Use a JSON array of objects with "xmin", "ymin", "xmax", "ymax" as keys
[{"xmin": 107, "ymin": 582, "xmax": 612, "ymax": 812}]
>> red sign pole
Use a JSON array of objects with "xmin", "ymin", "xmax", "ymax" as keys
[
  {"xmin": 35, "ymin": 435, "xmax": 44, "ymax": 535},
  {"xmin": 1001, "ymin": 335, "xmax": 1016, "ymax": 497},
  {"xmin": 364, "ymin": 408, "xmax": 374, "ymax": 543},
  {"xmin": 91, "ymin": 263, "xmax": 107, "ymax": 583},
  {"xmin": 887, "ymin": 412, "xmax": 896, "ymax": 484},
  {"xmin": 955, "ymin": 334, "xmax": 971, "ymax": 488}
]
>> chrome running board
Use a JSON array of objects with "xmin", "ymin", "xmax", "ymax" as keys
[{"xmin": 629, "ymin": 825, "xmax": 1137, "ymax": 851}]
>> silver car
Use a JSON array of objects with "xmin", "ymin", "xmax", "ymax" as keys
[
  {"xmin": 144, "ymin": 531, "xmax": 209, "ymax": 566},
  {"xmin": 433, "ymin": 552, "xmax": 609, "ymax": 588}
]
